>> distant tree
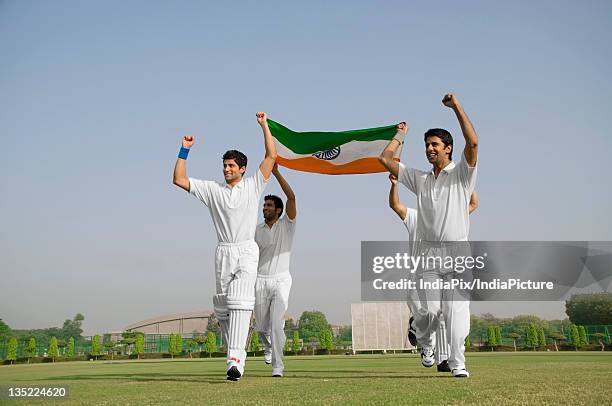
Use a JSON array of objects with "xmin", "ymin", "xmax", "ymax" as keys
[
  {"xmin": 569, "ymin": 325, "xmax": 580, "ymax": 350},
  {"xmin": 292, "ymin": 331, "xmax": 300, "ymax": 355},
  {"xmin": 91, "ymin": 335, "xmax": 102, "ymax": 356},
  {"xmin": 538, "ymin": 327, "xmax": 546, "ymax": 347},
  {"xmin": 167, "ymin": 334, "xmax": 175, "ymax": 358},
  {"xmin": 326, "ymin": 330, "xmax": 335, "ymax": 351},
  {"xmin": 465, "ymin": 335, "xmax": 471, "ymax": 349},
  {"xmin": 509, "ymin": 333, "xmax": 521, "ymax": 352},
  {"xmin": 67, "ymin": 337, "xmax": 75, "ymax": 357},
  {"xmin": 168, "ymin": 334, "xmax": 182, "ymax": 358},
  {"xmin": 319, "ymin": 329, "xmax": 334, "ymax": 352},
  {"xmin": 299, "ymin": 311, "xmax": 330, "ymax": 341},
  {"xmin": 526, "ymin": 324, "xmax": 539, "ymax": 350},
  {"xmin": 592, "ymin": 333, "xmax": 606, "ymax": 351},
  {"xmin": 487, "ymin": 326, "xmax": 497, "ymax": 351},
  {"xmin": 7, "ymin": 337, "xmax": 17, "ymax": 364},
  {"xmin": 0, "ymin": 319, "xmax": 12, "ymax": 343},
  {"xmin": 61, "ymin": 314, "xmax": 85, "ymax": 341},
  {"xmin": 551, "ymin": 333, "xmax": 566, "ymax": 352},
  {"xmin": 206, "ymin": 332, "xmax": 217, "ymax": 357},
  {"xmin": 565, "ymin": 293, "xmax": 612, "ymax": 325},
  {"xmin": 495, "ymin": 326, "xmax": 502, "ymax": 347},
  {"xmin": 24, "ymin": 337, "xmax": 37, "ymax": 363},
  {"xmin": 48, "ymin": 337, "xmax": 59, "ymax": 362},
  {"xmin": 134, "ymin": 333, "xmax": 145, "ymax": 359},
  {"xmin": 578, "ymin": 326, "xmax": 588, "ymax": 347},
  {"xmin": 194, "ymin": 335, "xmax": 207, "ymax": 353},
  {"xmin": 250, "ymin": 331, "xmax": 260, "ymax": 354}
]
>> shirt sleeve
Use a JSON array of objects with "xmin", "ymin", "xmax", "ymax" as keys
[
  {"xmin": 189, "ymin": 178, "xmax": 214, "ymax": 206},
  {"xmin": 458, "ymin": 151, "xmax": 478, "ymax": 192},
  {"xmin": 398, "ymin": 163, "xmax": 419, "ymax": 194},
  {"xmin": 246, "ymin": 169, "xmax": 270, "ymax": 197},
  {"xmin": 283, "ymin": 215, "xmax": 296, "ymax": 237},
  {"xmin": 402, "ymin": 208, "xmax": 418, "ymax": 238}
]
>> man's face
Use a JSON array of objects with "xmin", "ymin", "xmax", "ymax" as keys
[
  {"xmin": 425, "ymin": 136, "xmax": 452, "ymax": 165},
  {"xmin": 263, "ymin": 199, "xmax": 280, "ymax": 221},
  {"xmin": 223, "ymin": 159, "xmax": 245, "ymax": 183}
]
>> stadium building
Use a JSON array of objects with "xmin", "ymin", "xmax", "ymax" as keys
[{"xmin": 124, "ymin": 311, "xmax": 212, "ymax": 337}]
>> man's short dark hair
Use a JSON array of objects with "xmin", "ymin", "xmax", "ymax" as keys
[
  {"xmin": 424, "ymin": 128, "xmax": 453, "ymax": 160},
  {"xmin": 222, "ymin": 150, "xmax": 248, "ymax": 168},
  {"xmin": 265, "ymin": 195, "xmax": 284, "ymax": 216}
]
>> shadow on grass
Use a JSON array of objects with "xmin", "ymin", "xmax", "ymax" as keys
[
  {"xmin": 37, "ymin": 371, "xmax": 452, "ymax": 383},
  {"xmin": 39, "ymin": 373, "xmax": 230, "ymax": 385}
]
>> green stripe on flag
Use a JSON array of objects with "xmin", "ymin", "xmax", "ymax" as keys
[{"xmin": 267, "ymin": 119, "xmax": 397, "ymax": 154}]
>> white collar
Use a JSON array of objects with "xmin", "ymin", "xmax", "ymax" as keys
[
  {"xmin": 430, "ymin": 160, "xmax": 455, "ymax": 176},
  {"xmin": 224, "ymin": 177, "xmax": 245, "ymax": 190}
]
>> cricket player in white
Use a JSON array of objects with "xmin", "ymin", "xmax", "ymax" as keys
[
  {"xmin": 172, "ymin": 112, "xmax": 277, "ymax": 381},
  {"xmin": 388, "ymin": 174, "xmax": 478, "ymax": 373},
  {"xmin": 254, "ymin": 164, "xmax": 296, "ymax": 377},
  {"xmin": 379, "ymin": 93, "xmax": 478, "ymax": 378}
]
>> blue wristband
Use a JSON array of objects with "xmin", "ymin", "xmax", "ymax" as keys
[{"xmin": 178, "ymin": 147, "xmax": 190, "ymax": 160}]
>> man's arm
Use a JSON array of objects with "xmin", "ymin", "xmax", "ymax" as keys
[
  {"xmin": 388, "ymin": 174, "xmax": 407, "ymax": 220},
  {"xmin": 443, "ymin": 93, "xmax": 478, "ymax": 167},
  {"xmin": 172, "ymin": 135, "xmax": 195, "ymax": 192},
  {"xmin": 257, "ymin": 112, "xmax": 277, "ymax": 180},
  {"xmin": 378, "ymin": 122, "xmax": 408, "ymax": 177},
  {"xmin": 468, "ymin": 191, "xmax": 478, "ymax": 214},
  {"xmin": 272, "ymin": 164, "xmax": 296, "ymax": 220}
]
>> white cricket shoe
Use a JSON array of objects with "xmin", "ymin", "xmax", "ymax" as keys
[
  {"xmin": 264, "ymin": 350, "xmax": 272, "ymax": 365},
  {"xmin": 452, "ymin": 368, "xmax": 470, "ymax": 378},
  {"xmin": 420, "ymin": 347, "xmax": 435, "ymax": 368}
]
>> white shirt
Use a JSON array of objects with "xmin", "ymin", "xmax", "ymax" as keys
[
  {"xmin": 254, "ymin": 215, "xmax": 296, "ymax": 276},
  {"xmin": 399, "ymin": 152, "xmax": 477, "ymax": 241},
  {"xmin": 189, "ymin": 169, "xmax": 269, "ymax": 243}
]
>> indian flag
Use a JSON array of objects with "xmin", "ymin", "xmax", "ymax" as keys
[{"xmin": 267, "ymin": 119, "xmax": 402, "ymax": 175}]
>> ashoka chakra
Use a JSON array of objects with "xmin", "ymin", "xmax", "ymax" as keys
[{"xmin": 313, "ymin": 147, "xmax": 341, "ymax": 160}]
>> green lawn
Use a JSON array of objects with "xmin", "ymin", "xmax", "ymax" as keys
[{"xmin": 1, "ymin": 352, "xmax": 611, "ymax": 405}]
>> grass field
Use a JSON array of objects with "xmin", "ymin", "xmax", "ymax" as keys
[{"xmin": 1, "ymin": 352, "xmax": 611, "ymax": 405}]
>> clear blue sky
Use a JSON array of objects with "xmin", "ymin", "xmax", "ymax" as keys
[{"xmin": 1, "ymin": 0, "xmax": 611, "ymax": 334}]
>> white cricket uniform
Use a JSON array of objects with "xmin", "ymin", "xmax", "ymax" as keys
[
  {"xmin": 254, "ymin": 215, "xmax": 295, "ymax": 376},
  {"xmin": 189, "ymin": 169, "xmax": 269, "ymax": 373},
  {"xmin": 399, "ymin": 152, "xmax": 477, "ymax": 371},
  {"xmin": 402, "ymin": 208, "xmax": 449, "ymax": 364}
]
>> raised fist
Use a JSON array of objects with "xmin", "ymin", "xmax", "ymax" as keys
[
  {"xmin": 396, "ymin": 121, "xmax": 408, "ymax": 134},
  {"xmin": 182, "ymin": 135, "xmax": 195, "ymax": 149},
  {"xmin": 256, "ymin": 112, "xmax": 268, "ymax": 125},
  {"xmin": 389, "ymin": 174, "xmax": 398, "ymax": 185},
  {"xmin": 442, "ymin": 93, "xmax": 459, "ymax": 109}
]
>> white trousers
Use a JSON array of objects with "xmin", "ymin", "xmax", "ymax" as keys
[
  {"xmin": 213, "ymin": 240, "xmax": 258, "ymax": 372},
  {"xmin": 412, "ymin": 242, "xmax": 471, "ymax": 371},
  {"xmin": 254, "ymin": 272, "xmax": 292, "ymax": 375},
  {"xmin": 413, "ymin": 269, "xmax": 470, "ymax": 370}
]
